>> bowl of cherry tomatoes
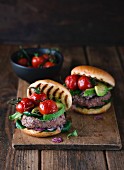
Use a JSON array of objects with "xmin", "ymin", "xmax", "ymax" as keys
[{"xmin": 10, "ymin": 47, "xmax": 64, "ymax": 83}]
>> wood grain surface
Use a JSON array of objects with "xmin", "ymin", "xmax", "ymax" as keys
[
  {"xmin": 0, "ymin": 45, "xmax": 124, "ymax": 169},
  {"xmin": 0, "ymin": 1, "xmax": 124, "ymax": 45}
]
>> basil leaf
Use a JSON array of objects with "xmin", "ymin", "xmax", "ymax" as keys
[
  {"xmin": 70, "ymin": 89, "xmax": 82, "ymax": 96},
  {"xmin": 102, "ymin": 98, "xmax": 112, "ymax": 103},
  {"xmin": 43, "ymin": 104, "xmax": 65, "ymax": 121},
  {"xmin": 9, "ymin": 112, "xmax": 22, "ymax": 120},
  {"xmin": 16, "ymin": 120, "xmax": 25, "ymax": 129},
  {"xmin": 83, "ymin": 88, "xmax": 95, "ymax": 97},
  {"xmin": 23, "ymin": 111, "xmax": 41, "ymax": 117},
  {"xmin": 61, "ymin": 120, "xmax": 71, "ymax": 132},
  {"xmin": 67, "ymin": 130, "xmax": 78, "ymax": 139}
]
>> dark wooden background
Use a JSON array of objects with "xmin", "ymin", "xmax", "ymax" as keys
[{"xmin": 0, "ymin": 0, "xmax": 124, "ymax": 45}]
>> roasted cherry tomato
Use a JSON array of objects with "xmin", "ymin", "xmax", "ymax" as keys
[
  {"xmin": 43, "ymin": 61, "xmax": 55, "ymax": 68},
  {"xmin": 16, "ymin": 102, "xmax": 25, "ymax": 113},
  {"xmin": 18, "ymin": 58, "xmax": 28, "ymax": 66},
  {"xmin": 16, "ymin": 98, "xmax": 34, "ymax": 113},
  {"xmin": 78, "ymin": 76, "xmax": 92, "ymax": 90},
  {"xmin": 32, "ymin": 54, "xmax": 45, "ymax": 68},
  {"xmin": 39, "ymin": 100, "xmax": 58, "ymax": 115},
  {"xmin": 29, "ymin": 92, "xmax": 47, "ymax": 106},
  {"xmin": 65, "ymin": 75, "xmax": 79, "ymax": 90}
]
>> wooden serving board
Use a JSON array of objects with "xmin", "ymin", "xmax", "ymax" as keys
[{"xmin": 12, "ymin": 79, "xmax": 122, "ymax": 150}]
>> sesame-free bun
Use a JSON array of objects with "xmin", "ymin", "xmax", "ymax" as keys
[
  {"xmin": 27, "ymin": 79, "xmax": 72, "ymax": 111},
  {"xmin": 72, "ymin": 102, "xmax": 111, "ymax": 115},
  {"xmin": 21, "ymin": 128, "xmax": 61, "ymax": 137},
  {"xmin": 71, "ymin": 66, "xmax": 115, "ymax": 87}
]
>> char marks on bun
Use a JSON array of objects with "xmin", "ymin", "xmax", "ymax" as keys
[{"xmin": 27, "ymin": 79, "xmax": 72, "ymax": 111}]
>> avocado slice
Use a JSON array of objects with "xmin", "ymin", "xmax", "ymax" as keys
[
  {"xmin": 95, "ymin": 83, "xmax": 108, "ymax": 96},
  {"xmin": 83, "ymin": 88, "xmax": 96, "ymax": 97}
]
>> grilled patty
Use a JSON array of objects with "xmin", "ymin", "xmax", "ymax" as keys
[
  {"xmin": 72, "ymin": 91, "xmax": 111, "ymax": 108},
  {"xmin": 21, "ymin": 114, "xmax": 66, "ymax": 129}
]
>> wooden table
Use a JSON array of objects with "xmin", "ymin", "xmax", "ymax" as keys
[{"xmin": 1, "ymin": 44, "xmax": 124, "ymax": 170}]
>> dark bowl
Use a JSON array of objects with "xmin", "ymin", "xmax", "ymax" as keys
[{"xmin": 10, "ymin": 48, "xmax": 64, "ymax": 83}]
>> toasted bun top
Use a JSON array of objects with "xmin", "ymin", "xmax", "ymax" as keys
[
  {"xmin": 71, "ymin": 65, "xmax": 115, "ymax": 87},
  {"xmin": 27, "ymin": 79, "xmax": 72, "ymax": 111}
]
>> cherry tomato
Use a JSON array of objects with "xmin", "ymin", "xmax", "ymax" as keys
[
  {"xmin": 65, "ymin": 75, "xmax": 79, "ymax": 90},
  {"xmin": 32, "ymin": 55, "xmax": 45, "ymax": 68},
  {"xmin": 42, "ymin": 54, "xmax": 49, "ymax": 60},
  {"xmin": 39, "ymin": 100, "xmax": 58, "ymax": 115},
  {"xmin": 16, "ymin": 102, "xmax": 25, "ymax": 113},
  {"xmin": 43, "ymin": 61, "xmax": 55, "ymax": 68},
  {"xmin": 29, "ymin": 92, "xmax": 47, "ymax": 106},
  {"xmin": 78, "ymin": 76, "xmax": 92, "ymax": 90},
  {"xmin": 18, "ymin": 58, "xmax": 28, "ymax": 66},
  {"xmin": 16, "ymin": 98, "xmax": 34, "ymax": 113}
]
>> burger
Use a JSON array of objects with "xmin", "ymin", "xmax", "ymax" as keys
[
  {"xmin": 9, "ymin": 79, "xmax": 72, "ymax": 137},
  {"xmin": 65, "ymin": 65, "xmax": 115, "ymax": 114}
]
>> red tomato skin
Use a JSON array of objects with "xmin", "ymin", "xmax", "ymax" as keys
[
  {"xmin": 43, "ymin": 61, "xmax": 55, "ymax": 68},
  {"xmin": 65, "ymin": 75, "xmax": 79, "ymax": 90},
  {"xmin": 16, "ymin": 102, "xmax": 25, "ymax": 113},
  {"xmin": 32, "ymin": 56, "xmax": 45, "ymax": 68},
  {"xmin": 16, "ymin": 98, "xmax": 34, "ymax": 113},
  {"xmin": 18, "ymin": 58, "xmax": 28, "ymax": 66},
  {"xmin": 29, "ymin": 93, "xmax": 47, "ymax": 106},
  {"xmin": 78, "ymin": 76, "xmax": 92, "ymax": 90},
  {"xmin": 39, "ymin": 100, "xmax": 58, "ymax": 115}
]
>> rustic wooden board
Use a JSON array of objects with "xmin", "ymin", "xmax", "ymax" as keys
[{"xmin": 12, "ymin": 79, "xmax": 122, "ymax": 150}]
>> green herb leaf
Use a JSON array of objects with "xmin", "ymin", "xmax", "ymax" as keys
[
  {"xmin": 83, "ymin": 88, "xmax": 95, "ymax": 97},
  {"xmin": 67, "ymin": 130, "xmax": 78, "ymax": 139},
  {"xmin": 16, "ymin": 120, "xmax": 25, "ymax": 129},
  {"xmin": 9, "ymin": 112, "xmax": 22, "ymax": 120},
  {"xmin": 23, "ymin": 111, "xmax": 42, "ymax": 118},
  {"xmin": 70, "ymin": 89, "xmax": 82, "ymax": 96},
  {"xmin": 61, "ymin": 120, "xmax": 71, "ymax": 132}
]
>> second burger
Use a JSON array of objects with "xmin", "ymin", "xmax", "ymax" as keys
[{"xmin": 65, "ymin": 65, "xmax": 115, "ymax": 115}]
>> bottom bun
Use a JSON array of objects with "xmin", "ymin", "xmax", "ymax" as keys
[
  {"xmin": 72, "ymin": 102, "xmax": 111, "ymax": 115},
  {"xmin": 21, "ymin": 128, "xmax": 61, "ymax": 137}
]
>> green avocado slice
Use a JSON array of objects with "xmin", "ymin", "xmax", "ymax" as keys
[{"xmin": 95, "ymin": 83, "xmax": 108, "ymax": 96}]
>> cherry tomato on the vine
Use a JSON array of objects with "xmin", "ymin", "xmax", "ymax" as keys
[
  {"xmin": 43, "ymin": 61, "xmax": 55, "ymax": 68},
  {"xmin": 65, "ymin": 75, "xmax": 79, "ymax": 90},
  {"xmin": 18, "ymin": 58, "xmax": 28, "ymax": 66},
  {"xmin": 39, "ymin": 100, "xmax": 58, "ymax": 115},
  {"xmin": 16, "ymin": 98, "xmax": 34, "ymax": 113},
  {"xmin": 78, "ymin": 76, "xmax": 92, "ymax": 91},
  {"xmin": 32, "ymin": 55, "xmax": 45, "ymax": 68},
  {"xmin": 29, "ymin": 92, "xmax": 47, "ymax": 106}
]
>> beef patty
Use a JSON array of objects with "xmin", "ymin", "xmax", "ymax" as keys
[
  {"xmin": 72, "ymin": 91, "xmax": 111, "ymax": 108},
  {"xmin": 21, "ymin": 114, "xmax": 66, "ymax": 129}
]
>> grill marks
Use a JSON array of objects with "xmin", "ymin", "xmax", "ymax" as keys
[
  {"xmin": 46, "ymin": 85, "xmax": 54, "ymax": 98},
  {"xmin": 28, "ymin": 82, "xmax": 71, "ymax": 110},
  {"xmin": 65, "ymin": 95, "xmax": 68, "ymax": 109},
  {"xmin": 42, "ymin": 84, "xmax": 69, "ymax": 109}
]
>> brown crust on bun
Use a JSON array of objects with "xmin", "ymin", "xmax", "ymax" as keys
[
  {"xmin": 27, "ymin": 79, "xmax": 72, "ymax": 111},
  {"xmin": 72, "ymin": 102, "xmax": 111, "ymax": 115},
  {"xmin": 71, "ymin": 66, "xmax": 115, "ymax": 87},
  {"xmin": 21, "ymin": 128, "xmax": 61, "ymax": 137}
]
